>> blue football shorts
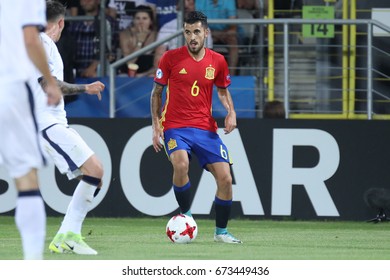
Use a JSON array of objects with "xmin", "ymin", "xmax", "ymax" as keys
[{"xmin": 163, "ymin": 127, "xmax": 233, "ymax": 169}]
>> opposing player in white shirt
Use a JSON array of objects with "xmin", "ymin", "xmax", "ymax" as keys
[
  {"xmin": 30, "ymin": 0, "xmax": 105, "ymax": 255},
  {"xmin": 0, "ymin": 0, "xmax": 62, "ymax": 259}
]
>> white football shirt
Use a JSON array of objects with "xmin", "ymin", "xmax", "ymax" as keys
[
  {"xmin": 31, "ymin": 32, "xmax": 67, "ymax": 130},
  {"xmin": 0, "ymin": 0, "xmax": 46, "ymax": 84},
  {"xmin": 0, "ymin": 0, "xmax": 47, "ymax": 178}
]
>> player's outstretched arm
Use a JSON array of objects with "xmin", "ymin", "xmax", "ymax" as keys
[
  {"xmin": 39, "ymin": 78, "xmax": 104, "ymax": 101},
  {"xmin": 217, "ymin": 87, "xmax": 237, "ymax": 134}
]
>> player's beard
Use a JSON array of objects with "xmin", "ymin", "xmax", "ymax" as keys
[{"xmin": 187, "ymin": 39, "xmax": 205, "ymax": 56}]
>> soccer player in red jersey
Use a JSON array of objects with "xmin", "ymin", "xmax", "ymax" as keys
[{"xmin": 151, "ymin": 11, "xmax": 241, "ymax": 243}]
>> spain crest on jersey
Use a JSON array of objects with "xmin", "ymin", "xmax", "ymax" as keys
[{"xmin": 205, "ymin": 66, "xmax": 215, "ymax": 80}]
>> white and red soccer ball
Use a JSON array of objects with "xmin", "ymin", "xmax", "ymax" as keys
[{"xmin": 166, "ymin": 214, "xmax": 198, "ymax": 244}]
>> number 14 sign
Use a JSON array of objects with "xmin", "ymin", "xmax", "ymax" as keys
[{"xmin": 302, "ymin": 6, "xmax": 335, "ymax": 38}]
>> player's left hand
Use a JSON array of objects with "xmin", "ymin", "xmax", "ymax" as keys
[
  {"xmin": 85, "ymin": 81, "xmax": 105, "ymax": 100},
  {"xmin": 224, "ymin": 111, "xmax": 237, "ymax": 134}
]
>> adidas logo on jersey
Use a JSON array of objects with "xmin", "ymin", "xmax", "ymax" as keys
[{"xmin": 179, "ymin": 68, "xmax": 187, "ymax": 74}]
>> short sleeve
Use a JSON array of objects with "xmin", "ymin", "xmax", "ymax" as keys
[
  {"xmin": 21, "ymin": 0, "xmax": 46, "ymax": 31},
  {"xmin": 154, "ymin": 51, "xmax": 170, "ymax": 86}
]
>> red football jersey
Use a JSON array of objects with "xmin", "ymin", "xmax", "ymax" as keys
[{"xmin": 154, "ymin": 46, "xmax": 231, "ymax": 132}]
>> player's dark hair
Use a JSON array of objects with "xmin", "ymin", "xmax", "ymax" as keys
[
  {"xmin": 184, "ymin": 11, "xmax": 208, "ymax": 28},
  {"xmin": 46, "ymin": 0, "xmax": 66, "ymax": 22}
]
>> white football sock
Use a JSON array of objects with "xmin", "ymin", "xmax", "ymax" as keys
[
  {"xmin": 58, "ymin": 181, "xmax": 96, "ymax": 235},
  {"xmin": 15, "ymin": 194, "xmax": 46, "ymax": 260}
]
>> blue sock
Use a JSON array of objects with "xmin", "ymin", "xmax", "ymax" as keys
[
  {"xmin": 216, "ymin": 227, "xmax": 228, "ymax": 235},
  {"xmin": 214, "ymin": 196, "xmax": 232, "ymax": 230},
  {"xmin": 182, "ymin": 210, "xmax": 192, "ymax": 217},
  {"xmin": 173, "ymin": 182, "xmax": 191, "ymax": 214}
]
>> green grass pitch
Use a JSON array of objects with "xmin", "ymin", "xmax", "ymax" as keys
[{"xmin": 0, "ymin": 216, "xmax": 389, "ymax": 260}]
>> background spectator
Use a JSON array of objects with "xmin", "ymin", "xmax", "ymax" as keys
[
  {"xmin": 119, "ymin": 5, "xmax": 157, "ymax": 76},
  {"xmin": 107, "ymin": 0, "xmax": 151, "ymax": 30},
  {"xmin": 57, "ymin": 0, "xmax": 78, "ymax": 83},
  {"xmin": 236, "ymin": 0, "xmax": 260, "ymax": 15},
  {"xmin": 58, "ymin": 0, "xmax": 82, "ymax": 16},
  {"xmin": 69, "ymin": 0, "xmax": 118, "ymax": 77},
  {"xmin": 57, "ymin": 0, "xmax": 80, "ymax": 103},
  {"xmin": 153, "ymin": 0, "xmax": 213, "ymax": 71},
  {"xmin": 263, "ymin": 100, "xmax": 286, "ymax": 119},
  {"xmin": 195, "ymin": 0, "xmax": 239, "ymax": 75},
  {"xmin": 146, "ymin": 0, "xmax": 177, "ymax": 30}
]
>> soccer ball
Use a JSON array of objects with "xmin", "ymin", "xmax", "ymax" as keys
[{"xmin": 166, "ymin": 214, "xmax": 198, "ymax": 244}]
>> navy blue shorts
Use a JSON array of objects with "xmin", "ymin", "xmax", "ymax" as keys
[{"xmin": 163, "ymin": 127, "xmax": 232, "ymax": 169}]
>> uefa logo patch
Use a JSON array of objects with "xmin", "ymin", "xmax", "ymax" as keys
[{"xmin": 156, "ymin": 68, "xmax": 163, "ymax": 79}]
